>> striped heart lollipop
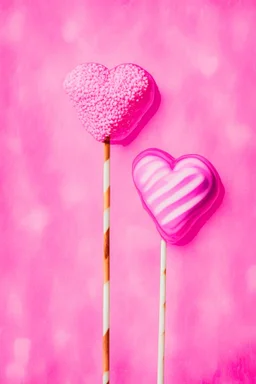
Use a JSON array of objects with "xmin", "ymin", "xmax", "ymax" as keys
[
  {"xmin": 132, "ymin": 148, "xmax": 223, "ymax": 245},
  {"xmin": 132, "ymin": 148, "xmax": 224, "ymax": 384}
]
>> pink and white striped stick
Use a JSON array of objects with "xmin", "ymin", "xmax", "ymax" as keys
[{"xmin": 157, "ymin": 240, "xmax": 167, "ymax": 384}]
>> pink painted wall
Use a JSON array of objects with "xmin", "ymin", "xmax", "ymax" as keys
[{"xmin": 1, "ymin": 0, "xmax": 256, "ymax": 382}]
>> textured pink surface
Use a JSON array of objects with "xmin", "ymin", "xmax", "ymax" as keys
[
  {"xmin": 63, "ymin": 63, "xmax": 156, "ymax": 144},
  {"xmin": 132, "ymin": 149, "xmax": 223, "ymax": 245},
  {"xmin": 1, "ymin": 0, "xmax": 256, "ymax": 383}
]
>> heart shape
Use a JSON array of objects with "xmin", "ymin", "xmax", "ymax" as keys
[
  {"xmin": 63, "ymin": 63, "xmax": 156, "ymax": 144},
  {"xmin": 132, "ymin": 148, "xmax": 223, "ymax": 245}
]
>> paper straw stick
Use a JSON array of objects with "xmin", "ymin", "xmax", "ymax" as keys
[
  {"xmin": 157, "ymin": 239, "xmax": 167, "ymax": 384},
  {"xmin": 103, "ymin": 142, "xmax": 110, "ymax": 384}
]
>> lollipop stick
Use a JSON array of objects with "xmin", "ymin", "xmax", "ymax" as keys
[
  {"xmin": 157, "ymin": 239, "xmax": 167, "ymax": 384},
  {"xmin": 103, "ymin": 142, "xmax": 110, "ymax": 384}
]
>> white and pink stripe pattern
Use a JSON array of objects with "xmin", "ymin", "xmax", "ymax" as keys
[{"xmin": 132, "ymin": 149, "xmax": 219, "ymax": 244}]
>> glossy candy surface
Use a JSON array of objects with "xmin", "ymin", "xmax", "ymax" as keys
[{"xmin": 132, "ymin": 148, "xmax": 223, "ymax": 244}]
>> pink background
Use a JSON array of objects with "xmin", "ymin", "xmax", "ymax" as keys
[{"xmin": 1, "ymin": 0, "xmax": 256, "ymax": 382}]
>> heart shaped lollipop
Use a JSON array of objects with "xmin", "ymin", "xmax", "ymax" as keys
[
  {"xmin": 64, "ymin": 62, "xmax": 158, "ymax": 384},
  {"xmin": 63, "ymin": 62, "xmax": 156, "ymax": 144},
  {"xmin": 132, "ymin": 148, "xmax": 224, "ymax": 382},
  {"xmin": 132, "ymin": 148, "xmax": 223, "ymax": 245}
]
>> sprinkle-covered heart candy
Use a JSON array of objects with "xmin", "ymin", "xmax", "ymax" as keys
[
  {"xmin": 132, "ymin": 148, "xmax": 223, "ymax": 245},
  {"xmin": 63, "ymin": 63, "xmax": 156, "ymax": 144}
]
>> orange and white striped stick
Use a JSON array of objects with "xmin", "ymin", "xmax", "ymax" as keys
[
  {"xmin": 157, "ymin": 239, "xmax": 167, "ymax": 384},
  {"xmin": 103, "ymin": 142, "xmax": 110, "ymax": 384}
]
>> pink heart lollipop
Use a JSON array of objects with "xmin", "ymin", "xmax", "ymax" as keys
[
  {"xmin": 63, "ymin": 62, "xmax": 156, "ymax": 144},
  {"xmin": 132, "ymin": 148, "xmax": 224, "ymax": 382},
  {"xmin": 63, "ymin": 62, "xmax": 158, "ymax": 384},
  {"xmin": 132, "ymin": 148, "xmax": 223, "ymax": 245}
]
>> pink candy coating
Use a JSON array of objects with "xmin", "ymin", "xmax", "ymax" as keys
[
  {"xmin": 63, "ymin": 63, "xmax": 156, "ymax": 144},
  {"xmin": 132, "ymin": 148, "xmax": 223, "ymax": 245}
]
